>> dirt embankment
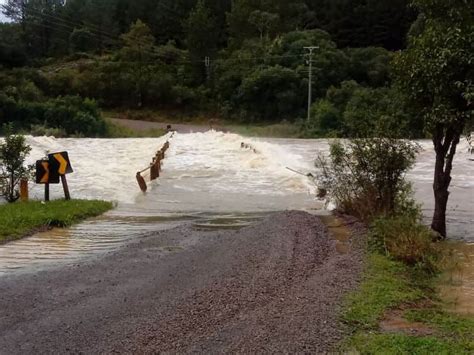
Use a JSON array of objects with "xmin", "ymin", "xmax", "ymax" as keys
[{"xmin": 0, "ymin": 211, "xmax": 364, "ymax": 354}]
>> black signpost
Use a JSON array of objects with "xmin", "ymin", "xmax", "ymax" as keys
[{"xmin": 35, "ymin": 152, "xmax": 73, "ymax": 201}]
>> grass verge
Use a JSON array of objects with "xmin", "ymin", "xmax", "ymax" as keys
[
  {"xmin": 341, "ymin": 253, "xmax": 474, "ymax": 354},
  {"xmin": 0, "ymin": 200, "xmax": 114, "ymax": 243}
]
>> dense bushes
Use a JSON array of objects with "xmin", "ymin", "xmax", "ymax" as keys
[
  {"xmin": 369, "ymin": 214, "xmax": 441, "ymax": 273},
  {"xmin": 307, "ymin": 81, "xmax": 419, "ymax": 138},
  {"xmin": 0, "ymin": 90, "xmax": 107, "ymax": 137},
  {"xmin": 0, "ymin": 22, "xmax": 422, "ymax": 136},
  {"xmin": 316, "ymin": 138, "xmax": 419, "ymax": 221}
]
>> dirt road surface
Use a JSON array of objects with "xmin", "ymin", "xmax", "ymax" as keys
[{"xmin": 0, "ymin": 211, "xmax": 364, "ymax": 354}]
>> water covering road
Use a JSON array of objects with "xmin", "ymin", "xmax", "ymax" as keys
[{"xmin": 0, "ymin": 131, "xmax": 472, "ymax": 275}]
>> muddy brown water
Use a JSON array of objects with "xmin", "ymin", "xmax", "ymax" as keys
[{"xmin": 0, "ymin": 133, "xmax": 472, "ymax": 291}]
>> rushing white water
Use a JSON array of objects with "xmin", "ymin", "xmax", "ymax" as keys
[{"xmin": 0, "ymin": 132, "xmax": 473, "ymax": 274}]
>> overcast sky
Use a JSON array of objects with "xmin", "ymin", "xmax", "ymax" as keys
[{"xmin": 0, "ymin": 0, "xmax": 9, "ymax": 23}]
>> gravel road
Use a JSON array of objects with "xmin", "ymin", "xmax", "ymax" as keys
[{"xmin": 0, "ymin": 211, "xmax": 364, "ymax": 354}]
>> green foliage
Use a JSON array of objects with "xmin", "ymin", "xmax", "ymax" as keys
[
  {"xmin": 0, "ymin": 86, "xmax": 107, "ymax": 137},
  {"xmin": 120, "ymin": 20, "xmax": 157, "ymax": 108},
  {"xmin": 184, "ymin": 0, "xmax": 219, "ymax": 84},
  {"xmin": 307, "ymin": 99, "xmax": 342, "ymax": 137},
  {"xmin": 393, "ymin": 0, "xmax": 473, "ymax": 134},
  {"xmin": 0, "ymin": 23, "xmax": 27, "ymax": 67},
  {"xmin": 345, "ymin": 47, "xmax": 393, "ymax": 87},
  {"xmin": 393, "ymin": 0, "xmax": 473, "ymax": 237},
  {"xmin": 342, "ymin": 253, "xmax": 473, "ymax": 354},
  {"xmin": 307, "ymin": 80, "xmax": 419, "ymax": 138},
  {"xmin": 0, "ymin": 129, "xmax": 32, "ymax": 202},
  {"xmin": 0, "ymin": 0, "xmax": 427, "ymax": 135},
  {"xmin": 343, "ymin": 86, "xmax": 397, "ymax": 137},
  {"xmin": 343, "ymin": 254, "xmax": 422, "ymax": 330},
  {"xmin": 316, "ymin": 138, "xmax": 419, "ymax": 221},
  {"xmin": 369, "ymin": 215, "xmax": 441, "ymax": 273},
  {"xmin": 69, "ymin": 28, "xmax": 98, "ymax": 53},
  {"xmin": 237, "ymin": 65, "xmax": 304, "ymax": 121},
  {"xmin": 0, "ymin": 199, "xmax": 114, "ymax": 242}
]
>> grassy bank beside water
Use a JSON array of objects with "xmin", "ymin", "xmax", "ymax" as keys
[
  {"xmin": 0, "ymin": 200, "xmax": 114, "ymax": 244},
  {"xmin": 341, "ymin": 252, "xmax": 474, "ymax": 354}
]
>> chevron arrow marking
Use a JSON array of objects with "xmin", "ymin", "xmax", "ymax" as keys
[
  {"xmin": 41, "ymin": 162, "xmax": 49, "ymax": 184},
  {"xmin": 54, "ymin": 153, "xmax": 68, "ymax": 175}
]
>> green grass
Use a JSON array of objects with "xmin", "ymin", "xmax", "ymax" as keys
[
  {"xmin": 343, "ymin": 254, "xmax": 423, "ymax": 330},
  {"xmin": 405, "ymin": 309, "xmax": 474, "ymax": 349},
  {"xmin": 341, "ymin": 253, "xmax": 474, "ymax": 354},
  {"xmin": 0, "ymin": 200, "xmax": 114, "ymax": 243}
]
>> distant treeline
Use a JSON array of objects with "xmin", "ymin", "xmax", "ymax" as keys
[{"xmin": 0, "ymin": 0, "xmax": 421, "ymax": 137}]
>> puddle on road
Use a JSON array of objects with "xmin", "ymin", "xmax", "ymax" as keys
[
  {"xmin": 319, "ymin": 215, "xmax": 352, "ymax": 254},
  {"xmin": 438, "ymin": 242, "xmax": 474, "ymax": 316}
]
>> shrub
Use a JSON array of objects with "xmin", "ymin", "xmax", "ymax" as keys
[
  {"xmin": 316, "ymin": 138, "xmax": 419, "ymax": 221},
  {"xmin": 30, "ymin": 124, "xmax": 67, "ymax": 138},
  {"xmin": 237, "ymin": 65, "xmax": 304, "ymax": 121},
  {"xmin": 0, "ymin": 129, "xmax": 32, "ymax": 202},
  {"xmin": 307, "ymin": 99, "xmax": 342, "ymax": 137},
  {"xmin": 369, "ymin": 215, "xmax": 441, "ymax": 273}
]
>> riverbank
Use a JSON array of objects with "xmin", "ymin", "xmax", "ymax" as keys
[
  {"xmin": 0, "ymin": 200, "xmax": 114, "ymax": 244},
  {"xmin": 0, "ymin": 211, "xmax": 364, "ymax": 353}
]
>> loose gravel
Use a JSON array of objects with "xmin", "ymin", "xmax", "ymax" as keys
[{"xmin": 0, "ymin": 211, "xmax": 364, "ymax": 354}]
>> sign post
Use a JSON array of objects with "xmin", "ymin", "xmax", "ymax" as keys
[
  {"xmin": 49, "ymin": 152, "xmax": 73, "ymax": 201},
  {"xmin": 35, "ymin": 152, "xmax": 73, "ymax": 201}
]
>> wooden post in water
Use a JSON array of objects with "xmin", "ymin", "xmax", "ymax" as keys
[{"xmin": 136, "ymin": 172, "xmax": 147, "ymax": 192}]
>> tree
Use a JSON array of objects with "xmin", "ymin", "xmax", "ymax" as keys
[
  {"xmin": 120, "ymin": 19, "xmax": 156, "ymax": 108},
  {"xmin": 184, "ymin": 0, "xmax": 219, "ymax": 84},
  {"xmin": 0, "ymin": 129, "xmax": 32, "ymax": 203},
  {"xmin": 393, "ymin": 0, "xmax": 473, "ymax": 238},
  {"xmin": 69, "ymin": 28, "xmax": 98, "ymax": 53},
  {"xmin": 248, "ymin": 10, "xmax": 279, "ymax": 40},
  {"xmin": 226, "ymin": 0, "xmax": 256, "ymax": 45}
]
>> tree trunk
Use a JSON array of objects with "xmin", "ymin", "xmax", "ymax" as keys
[{"xmin": 431, "ymin": 126, "xmax": 461, "ymax": 238}]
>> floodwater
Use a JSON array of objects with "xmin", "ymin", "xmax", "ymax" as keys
[{"xmin": 0, "ymin": 132, "xmax": 472, "ymax": 275}]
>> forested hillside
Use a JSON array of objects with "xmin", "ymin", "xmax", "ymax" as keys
[{"xmin": 0, "ymin": 0, "xmax": 421, "ymax": 137}]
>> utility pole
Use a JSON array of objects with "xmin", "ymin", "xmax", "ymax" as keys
[
  {"xmin": 204, "ymin": 56, "xmax": 211, "ymax": 82},
  {"xmin": 304, "ymin": 46, "xmax": 319, "ymax": 123}
]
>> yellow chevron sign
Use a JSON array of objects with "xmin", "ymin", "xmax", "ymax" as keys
[
  {"xmin": 35, "ymin": 160, "xmax": 59, "ymax": 184},
  {"xmin": 48, "ymin": 152, "xmax": 73, "ymax": 176},
  {"xmin": 41, "ymin": 162, "xmax": 49, "ymax": 183},
  {"xmin": 54, "ymin": 153, "xmax": 68, "ymax": 175}
]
